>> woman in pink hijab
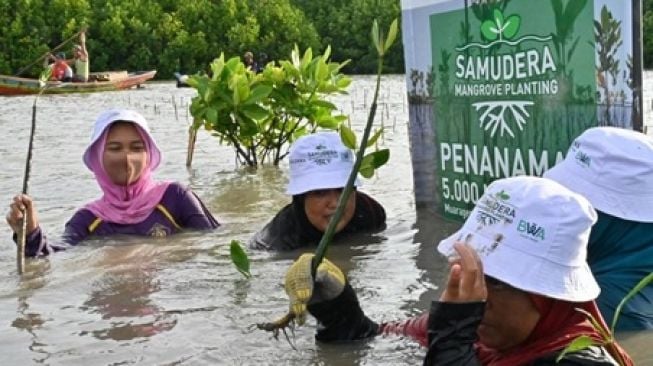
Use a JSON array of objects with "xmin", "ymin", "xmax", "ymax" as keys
[{"xmin": 7, "ymin": 109, "xmax": 219, "ymax": 257}]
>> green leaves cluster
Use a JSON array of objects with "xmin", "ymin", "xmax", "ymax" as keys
[
  {"xmin": 188, "ymin": 45, "xmax": 351, "ymax": 167},
  {"xmin": 339, "ymin": 126, "xmax": 388, "ymax": 178}
]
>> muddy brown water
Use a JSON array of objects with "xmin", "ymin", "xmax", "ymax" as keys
[{"xmin": 1, "ymin": 75, "xmax": 650, "ymax": 365}]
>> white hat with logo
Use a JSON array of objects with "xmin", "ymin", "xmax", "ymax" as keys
[
  {"xmin": 83, "ymin": 108, "xmax": 162, "ymax": 170},
  {"xmin": 286, "ymin": 132, "xmax": 360, "ymax": 195},
  {"xmin": 544, "ymin": 127, "xmax": 653, "ymax": 223},
  {"xmin": 437, "ymin": 176, "xmax": 600, "ymax": 302}
]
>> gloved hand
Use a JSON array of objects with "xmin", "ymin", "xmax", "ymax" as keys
[
  {"xmin": 284, "ymin": 253, "xmax": 346, "ymax": 326},
  {"xmin": 284, "ymin": 253, "xmax": 379, "ymax": 342}
]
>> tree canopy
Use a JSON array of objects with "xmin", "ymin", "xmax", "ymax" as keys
[{"xmin": 0, "ymin": 0, "xmax": 403, "ymax": 78}]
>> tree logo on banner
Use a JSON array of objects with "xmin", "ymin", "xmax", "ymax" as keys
[{"xmin": 455, "ymin": 9, "xmax": 556, "ymax": 138}]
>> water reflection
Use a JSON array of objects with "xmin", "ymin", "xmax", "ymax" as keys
[{"xmin": 80, "ymin": 268, "xmax": 176, "ymax": 341}]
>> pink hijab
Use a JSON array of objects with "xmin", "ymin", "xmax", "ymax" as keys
[{"xmin": 83, "ymin": 109, "xmax": 171, "ymax": 224}]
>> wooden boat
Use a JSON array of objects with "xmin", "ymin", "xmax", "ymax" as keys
[{"xmin": 0, "ymin": 70, "xmax": 157, "ymax": 96}]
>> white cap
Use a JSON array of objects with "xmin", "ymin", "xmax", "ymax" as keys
[
  {"xmin": 286, "ymin": 132, "xmax": 360, "ymax": 195},
  {"xmin": 437, "ymin": 176, "xmax": 600, "ymax": 302},
  {"xmin": 544, "ymin": 127, "xmax": 653, "ymax": 222},
  {"xmin": 83, "ymin": 109, "xmax": 161, "ymax": 170}
]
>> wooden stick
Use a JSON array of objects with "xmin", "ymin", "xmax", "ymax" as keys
[{"xmin": 17, "ymin": 95, "xmax": 39, "ymax": 275}]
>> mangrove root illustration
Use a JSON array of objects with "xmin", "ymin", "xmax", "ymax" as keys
[{"xmin": 472, "ymin": 100, "xmax": 534, "ymax": 138}]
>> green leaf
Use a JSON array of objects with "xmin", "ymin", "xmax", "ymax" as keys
[
  {"xmin": 243, "ymin": 84, "xmax": 273, "ymax": 105},
  {"xmin": 358, "ymin": 149, "xmax": 390, "ymax": 179},
  {"xmin": 237, "ymin": 116, "xmax": 259, "ymax": 137},
  {"xmin": 240, "ymin": 104, "xmax": 269, "ymax": 121},
  {"xmin": 367, "ymin": 128, "xmax": 384, "ymax": 147},
  {"xmin": 371, "ymin": 19, "xmax": 382, "ymax": 55},
  {"xmin": 323, "ymin": 45, "xmax": 331, "ymax": 61},
  {"xmin": 366, "ymin": 148, "xmax": 390, "ymax": 169},
  {"xmin": 336, "ymin": 77, "xmax": 352, "ymax": 89},
  {"xmin": 503, "ymin": 15, "xmax": 521, "ymax": 39},
  {"xmin": 340, "ymin": 125, "xmax": 357, "ymax": 149},
  {"xmin": 556, "ymin": 336, "xmax": 596, "ymax": 362},
  {"xmin": 481, "ymin": 20, "xmax": 499, "ymax": 41},
  {"xmin": 205, "ymin": 107, "xmax": 218, "ymax": 124},
  {"xmin": 384, "ymin": 19, "xmax": 399, "ymax": 53},
  {"xmin": 611, "ymin": 272, "xmax": 653, "ymax": 332},
  {"xmin": 311, "ymin": 100, "xmax": 337, "ymax": 110},
  {"xmin": 230, "ymin": 240, "xmax": 251, "ymax": 278},
  {"xmin": 315, "ymin": 59, "xmax": 329, "ymax": 81},
  {"xmin": 359, "ymin": 165, "xmax": 375, "ymax": 178}
]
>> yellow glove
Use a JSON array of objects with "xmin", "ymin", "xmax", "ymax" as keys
[{"xmin": 284, "ymin": 253, "xmax": 346, "ymax": 325}]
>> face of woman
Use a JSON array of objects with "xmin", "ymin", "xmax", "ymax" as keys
[
  {"xmin": 304, "ymin": 188, "xmax": 356, "ymax": 233},
  {"xmin": 102, "ymin": 122, "xmax": 148, "ymax": 186},
  {"xmin": 477, "ymin": 277, "xmax": 541, "ymax": 351}
]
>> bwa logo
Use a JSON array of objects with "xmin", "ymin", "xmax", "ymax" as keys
[{"xmin": 517, "ymin": 219, "xmax": 545, "ymax": 241}]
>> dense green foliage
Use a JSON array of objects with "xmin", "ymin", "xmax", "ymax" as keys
[{"xmin": 0, "ymin": 0, "xmax": 402, "ymax": 78}]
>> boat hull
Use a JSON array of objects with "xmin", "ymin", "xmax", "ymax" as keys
[{"xmin": 0, "ymin": 70, "xmax": 157, "ymax": 96}]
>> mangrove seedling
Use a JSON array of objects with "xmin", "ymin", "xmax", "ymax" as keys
[
  {"xmin": 187, "ymin": 46, "xmax": 351, "ymax": 167},
  {"xmin": 255, "ymin": 18, "xmax": 399, "ymax": 340}
]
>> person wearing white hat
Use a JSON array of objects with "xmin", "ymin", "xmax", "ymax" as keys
[
  {"xmin": 7, "ymin": 108, "xmax": 219, "ymax": 257},
  {"xmin": 282, "ymin": 177, "xmax": 633, "ymax": 365},
  {"xmin": 544, "ymin": 126, "xmax": 653, "ymax": 331},
  {"xmin": 249, "ymin": 132, "xmax": 386, "ymax": 250}
]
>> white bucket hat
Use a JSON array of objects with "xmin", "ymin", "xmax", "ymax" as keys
[
  {"xmin": 82, "ymin": 108, "xmax": 162, "ymax": 170},
  {"xmin": 544, "ymin": 127, "xmax": 653, "ymax": 223},
  {"xmin": 286, "ymin": 132, "xmax": 360, "ymax": 195},
  {"xmin": 437, "ymin": 176, "xmax": 600, "ymax": 302}
]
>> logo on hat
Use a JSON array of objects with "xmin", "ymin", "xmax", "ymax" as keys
[
  {"xmin": 475, "ymin": 189, "xmax": 516, "ymax": 227},
  {"xmin": 575, "ymin": 151, "xmax": 591, "ymax": 167},
  {"xmin": 517, "ymin": 220, "xmax": 546, "ymax": 241},
  {"xmin": 307, "ymin": 146, "xmax": 338, "ymax": 166}
]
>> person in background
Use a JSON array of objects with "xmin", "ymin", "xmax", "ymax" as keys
[
  {"xmin": 243, "ymin": 51, "xmax": 257, "ymax": 72},
  {"xmin": 257, "ymin": 52, "xmax": 268, "ymax": 73},
  {"xmin": 544, "ymin": 126, "xmax": 653, "ymax": 331},
  {"xmin": 6, "ymin": 108, "xmax": 219, "ymax": 257},
  {"xmin": 286, "ymin": 176, "xmax": 633, "ymax": 365},
  {"xmin": 249, "ymin": 132, "xmax": 386, "ymax": 251},
  {"xmin": 46, "ymin": 52, "xmax": 73, "ymax": 82},
  {"xmin": 72, "ymin": 31, "xmax": 89, "ymax": 82}
]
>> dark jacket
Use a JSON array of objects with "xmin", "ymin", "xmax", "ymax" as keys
[
  {"xmin": 423, "ymin": 301, "xmax": 620, "ymax": 365},
  {"xmin": 249, "ymin": 191, "xmax": 386, "ymax": 251},
  {"xmin": 308, "ymin": 286, "xmax": 621, "ymax": 365}
]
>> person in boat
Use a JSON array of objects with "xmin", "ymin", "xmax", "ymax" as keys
[
  {"xmin": 46, "ymin": 52, "xmax": 73, "ymax": 82},
  {"xmin": 67, "ymin": 31, "xmax": 89, "ymax": 82},
  {"xmin": 544, "ymin": 127, "xmax": 653, "ymax": 331},
  {"xmin": 256, "ymin": 52, "xmax": 268, "ymax": 73},
  {"xmin": 249, "ymin": 132, "xmax": 386, "ymax": 251},
  {"xmin": 6, "ymin": 108, "xmax": 219, "ymax": 257},
  {"xmin": 243, "ymin": 51, "xmax": 258, "ymax": 72},
  {"xmin": 284, "ymin": 176, "xmax": 633, "ymax": 365}
]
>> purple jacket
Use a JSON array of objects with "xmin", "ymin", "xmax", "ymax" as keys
[{"xmin": 20, "ymin": 183, "xmax": 219, "ymax": 257}]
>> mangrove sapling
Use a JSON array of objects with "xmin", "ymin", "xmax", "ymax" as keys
[
  {"xmin": 187, "ymin": 46, "xmax": 351, "ymax": 168},
  {"xmin": 255, "ymin": 18, "xmax": 399, "ymax": 341},
  {"xmin": 16, "ymin": 68, "xmax": 52, "ymax": 275},
  {"xmin": 556, "ymin": 272, "xmax": 653, "ymax": 365}
]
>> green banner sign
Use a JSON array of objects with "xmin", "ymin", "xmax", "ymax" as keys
[{"xmin": 402, "ymin": 0, "xmax": 641, "ymax": 221}]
